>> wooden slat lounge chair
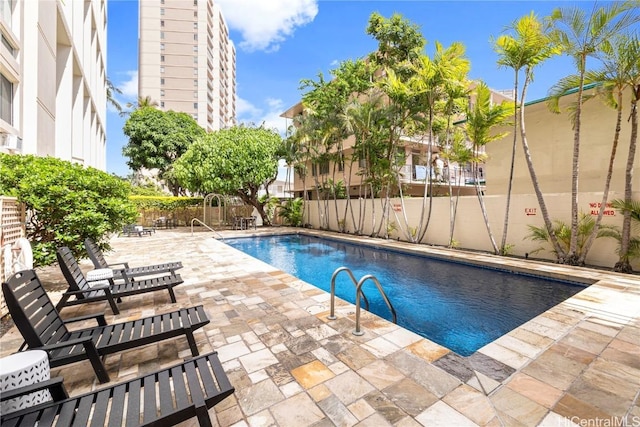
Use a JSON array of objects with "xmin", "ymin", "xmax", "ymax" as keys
[
  {"xmin": 84, "ymin": 238, "xmax": 183, "ymax": 280},
  {"xmin": 56, "ymin": 247, "xmax": 184, "ymax": 314},
  {"xmin": 2, "ymin": 269, "xmax": 209, "ymax": 383},
  {"xmin": 0, "ymin": 352, "xmax": 235, "ymax": 426}
]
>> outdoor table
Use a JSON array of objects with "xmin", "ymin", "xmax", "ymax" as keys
[{"xmin": 0, "ymin": 350, "xmax": 52, "ymax": 414}]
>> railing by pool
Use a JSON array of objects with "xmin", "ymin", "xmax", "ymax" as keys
[{"xmin": 329, "ymin": 266, "xmax": 397, "ymax": 336}]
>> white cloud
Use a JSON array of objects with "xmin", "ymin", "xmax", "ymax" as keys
[
  {"xmin": 235, "ymin": 96, "xmax": 288, "ymax": 135},
  {"xmin": 119, "ymin": 70, "xmax": 138, "ymax": 99},
  {"xmin": 216, "ymin": 0, "xmax": 318, "ymax": 52}
]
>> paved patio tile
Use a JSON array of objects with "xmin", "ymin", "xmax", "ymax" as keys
[
  {"xmin": 415, "ymin": 401, "xmax": 478, "ymax": 427},
  {"xmin": 2, "ymin": 229, "xmax": 639, "ymax": 426},
  {"xmin": 324, "ymin": 371, "xmax": 375, "ymax": 406},
  {"xmin": 441, "ymin": 384, "xmax": 496, "ymax": 425},
  {"xmin": 291, "ymin": 360, "xmax": 336, "ymax": 389},
  {"xmin": 506, "ymin": 372, "xmax": 563, "ymax": 409},
  {"xmin": 490, "ymin": 387, "xmax": 548, "ymax": 426},
  {"xmin": 270, "ymin": 392, "xmax": 326, "ymax": 426}
]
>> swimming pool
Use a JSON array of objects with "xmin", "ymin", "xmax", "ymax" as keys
[{"xmin": 224, "ymin": 234, "xmax": 587, "ymax": 356}]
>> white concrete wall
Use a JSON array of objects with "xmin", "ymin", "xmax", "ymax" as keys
[{"xmin": 304, "ymin": 191, "xmax": 640, "ymax": 270}]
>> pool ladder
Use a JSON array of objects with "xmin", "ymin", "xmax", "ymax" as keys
[{"xmin": 328, "ymin": 267, "xmax": 397, "ymax": 336}]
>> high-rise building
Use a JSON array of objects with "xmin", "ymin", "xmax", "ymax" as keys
[
  {"xmin": 0, "ymin": 0, "xmax": 108, "ymax": 169},
  {"xmin": 139, "ymin": 0, "xmax": 236, "ymax": 132}
]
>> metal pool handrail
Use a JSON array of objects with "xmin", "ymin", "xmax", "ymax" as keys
[
  {"xmin": 190, "ymin": 218, "xmax": 224, "ymax": 240},
  {"xmin": 329, "ymin": 267, "xmax": 397, "ymax": 336}
]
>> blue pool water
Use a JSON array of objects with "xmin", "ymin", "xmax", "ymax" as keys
[{"xmin": 225, "ymin": 234, "xmax": 586, "ymax": 356}]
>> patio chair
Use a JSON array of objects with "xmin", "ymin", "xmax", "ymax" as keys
[
  {"xmin": 84, "ymin": 238, "xmax": 183, "ymax": 281},
  {"xmin": 2, "ymin": 269, "xmax": 209, "ymax": 383},
  {"xmin": 121, "ymin": 224, "xmax": 153, "ymax": 237},
  {"xmin": 56, "ymin": 247, "xmax": 184, "ymax": 314},
  {"xmin": 0, "ymin": 351, "xmax": 235, "ymax": 426}
]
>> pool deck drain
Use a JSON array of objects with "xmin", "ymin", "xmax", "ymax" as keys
[{"xmin": 1, "ymin": 227, "xmax": 638, "ymax": 426}]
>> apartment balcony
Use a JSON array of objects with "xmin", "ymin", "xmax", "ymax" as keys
[{"xmin": 398, "ymin": 165, "xmax": 481, "ymax": 188}]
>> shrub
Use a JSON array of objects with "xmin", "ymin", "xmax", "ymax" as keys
[
  {"xmin": 279, "ymin": 198, "xmax": 304, "ymax": 226},
  {"xmin": 0, "ymin": 154, "xmax": 138, "ymax": 266}
]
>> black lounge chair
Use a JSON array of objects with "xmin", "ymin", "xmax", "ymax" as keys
[
  {"xmin": 0, "ymin": 351, "xmax": 235, "ymax": 426},
  {"xmin": 56, "ymin": 247, "xmax": 184, "ymax": 314},
  {"xmin": 84, "ymin": 237, "xmax": 183, "ymax": 281},
  {"xmin": 2, "ymin": 269, "xmax": 209, "ymax": 383}
]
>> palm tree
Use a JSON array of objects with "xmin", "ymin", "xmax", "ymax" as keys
[
  {"xmin": 120, "ymin": 95, "xmax": 159, "ymax": 117},
  {"xmin": 106, "ymin": 78, "xmax": 123, "ymax": 114},
  {"xmin": 465, "ymin": 82, "xmax": 514, "ymax": 254},
  {"xmin": 564, "ymin": 34, "xmax": 640, "ymax": 265},
  {"xmin": 547, "ymin": 1, "xmax": 639, "ymax": 264},
  {"xmin": 527, "ymin": 212, "xmax": 618, "ymax": 259},
  {"xmin": 615, "ymin": 36, "xmax": 640, "ymax": 272},
  {"xmin": 604, "ymin": 199, "xmax": 640, "ymax": 271},
  {"xmin": 408, "ymin": 42, "xmax": 470, "ymax": 243},
  {"xmin": 493, "ymin": 12, "xmax": 561, "ymax": 256}
]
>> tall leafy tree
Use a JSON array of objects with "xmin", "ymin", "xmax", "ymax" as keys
[
  {"xmin": 122, "ymin": 108, "xmax": 206, "ymax": 195},
  {"xmin": 493, "ymin": 12, "xmax": 562, "ymax": 256},
  {"xmin": 547, "ymin": 1, "xmax": 639, "ymax": 264},
  {"xmin": 615, "ymin": 35, "xmax": 640, "ymax": 272},
  {"xmin": 173, "ymin": 125, "xmax": 283, "ymax": 225},
  {"xmin": 408, "ymin": 42, "xmax": 470, "ymax": 243},
  {"xmin": 465, "ymin": 82, "xmax": 514, "ymax": 254}
]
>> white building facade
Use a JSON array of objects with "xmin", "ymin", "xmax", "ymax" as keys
[
  {"xmin": 139, "ymin": 0, "xmax": 236, "ymax": 132},
  {"xmin": 0, "ymin": 0, "xmax": 108, "ymax": 169}
]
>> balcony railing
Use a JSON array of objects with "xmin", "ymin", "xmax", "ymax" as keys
[{"xmin": 398, "ymin": 165, "xmax": 480, "ymax": 186}]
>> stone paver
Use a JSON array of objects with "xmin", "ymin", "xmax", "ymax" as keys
[{"xmin": 1, "ymin": 228, "xmax": 639, "ymax": 426}]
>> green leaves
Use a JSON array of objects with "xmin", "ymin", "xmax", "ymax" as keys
[
  {"xmin": 173, "ymin": 125, "xmax": 283, "ymax": 224},
  {"xmin": 0, "ymin": 154, "xmax": 138, "ymax": 266}
]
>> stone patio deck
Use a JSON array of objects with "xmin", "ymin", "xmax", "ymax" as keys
[{"xmin": 1, "ymin": 227, "xmax": 639, "ymax": 426}]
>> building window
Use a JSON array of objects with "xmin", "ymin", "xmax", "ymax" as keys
[
  {"xmin": 160, "ymin": 8, "xmax": 164, "ymax": 15},
  {"xmin": 160, "ymin": 43, "xmax": 165, "ymax": 50},
  {"xmin": 193, "ymin": 0, "xmax": 197, "ymax": 5},
  {"xmin": 160, "ymin": 101, "xmax": 165, "ymax": 108},
  {"xmin": 193, "ymin": 34, "xmax": 198, "ymax": 41},
  {"xmin": 161, "ymin": 78, "xmax": 165, "ymax": 85},
  {"xmin": 160, "ymin": 0, "xmax": 164, "ymax": 3},
  {"xmin": 319, "ymin": 161, "xmax": 330, "ymax": 175},
  {"xmin": 160, "ymin": 90, "xmax": 165, "ymax": 97},
  {"xmin": 193, "ymin": 22, "xmax": 198, "ymax": 29},
  {"xmin": 194, "ymin": 91, "xmax": 198, "ymax": 98},
  {"xmin": 194, "ymin": 11, "xmax": 197, "ymax": 17},
  {"xmin": 193, "ymin": 56, "xmax": 197, "ymax": 64},
  {"xmin": 193, "ymin": 68, "xmax": 197, "ymax": 75},
  {"xmin": 160, "ymin": 55, "xmax": 165, "ymax": 62},
  {"xmin": 192, "ymin": 114, "xmax": 198, "ymax": 120},
  {"xmin": 193, "ymin": 45, "xmax": 198, "ymax": 52},
  {"xmin": 0, "ymin": 73, "xmax": 13, "ymax": 125},
  {"xmin": 193, "ymin": 103, "xmax": 198, "ymax": 109},
  {"xmin": 193, "ymin": 79, "xmax": 198, "ymax": 86},
  {"xmin": 160, "ymin": 66, "xmax": 165, "ymax": 73},
  {"xmin": 160, "ymin": 31, "xmax": 165, "ymax": 39},
  {"xmin": 160, "ymin": 20, "xmax": 164, "ymax": 27},
  {"xmin": 1, "ymin": 34, "xmax": 15, "ymax": 56}
]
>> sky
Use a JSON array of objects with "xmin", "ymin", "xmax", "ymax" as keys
[{"xmin": 106, "ymin": 0, "xmax": 592, "ymax": 178}]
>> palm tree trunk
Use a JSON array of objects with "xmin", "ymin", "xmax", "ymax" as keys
[
  {"xmin": 579, "ymin": 90, "xmax": 623, "ymax": 264},
  {"xmin": 500, "ymin": 73, "xmax": 519, "ymax": 254},
  {"xmin": 615, "ymin": 91, "xmax": 638, "ymax": 272},
  {"xmin": 567, "ymin": 60, "xmax": 587, "ymax": 264},
  {"xmin": 520, "ymin": 71, "xmax": 567, "ymax": 260}
]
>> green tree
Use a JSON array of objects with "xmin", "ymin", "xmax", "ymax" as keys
[
  {"xmin": 279, "ymin": 197, "xmax": 305, "ymax": 226},
  {"xmin": 547, "ymin": 2, "xmax": 639, "ymax": 264},
  {"xmin": 0, "ymin": 154, "xmax": 138, "ymax": 266},
  {"xmin": 122, "ymin": 108, "xmax": 206, "ymax": 195},
  {"xmin": 493, "ymin": 12, "xmax": 562, "ymax": 256},
  {"xmin": 465, "ymin": 82, "xmax": 514, "ymax": 254},
  {"xmin": 173, "ymin": 125, "xmax": 283, "ymax": 225}
]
